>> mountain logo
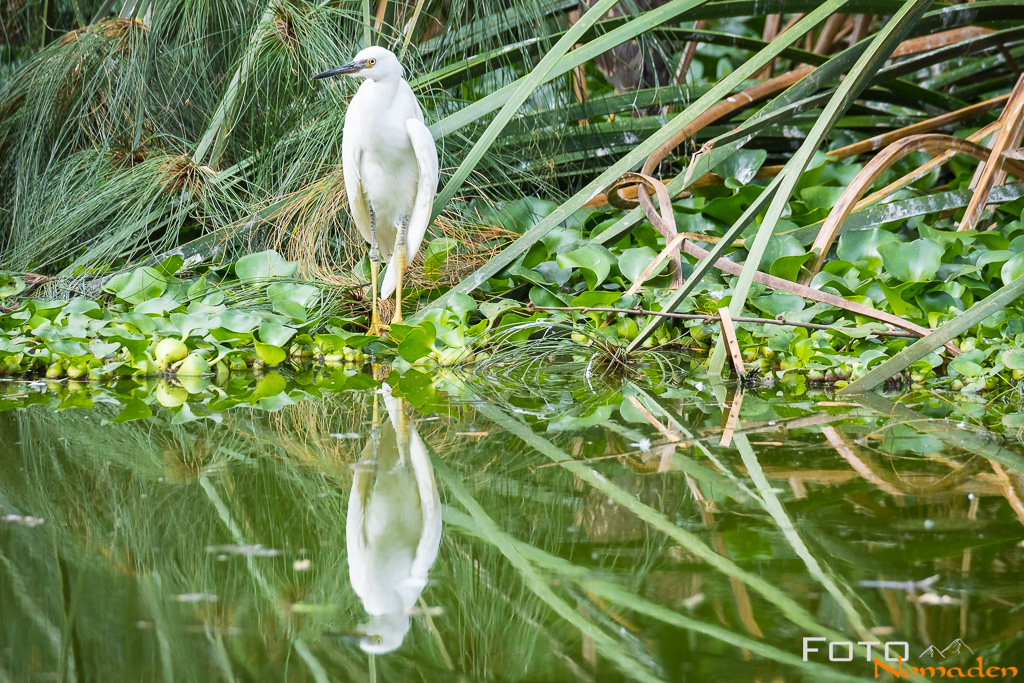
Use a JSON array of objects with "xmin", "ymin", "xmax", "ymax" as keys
[{"xmin": 920, "ymin": 639, "xmax": 975, "ymax": 659}]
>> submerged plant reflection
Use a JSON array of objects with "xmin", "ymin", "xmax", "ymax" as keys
[{"xmin": 1, "ymin": 367, "xmax": 1023, "ymax": 681}]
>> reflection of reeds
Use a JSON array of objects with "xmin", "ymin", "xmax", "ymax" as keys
[{"xmin": 3, "ymin": 378, "xmax": 1024, "ymax": 681}]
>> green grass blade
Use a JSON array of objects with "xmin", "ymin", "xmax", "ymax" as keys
[
  {"xmin": 787, "ymin": 184, "xmax": 1024, "ymax": 245},
  {"xmin": 420, "ymin": 0, "xmax": 849, "ymax": 318},
  {"xmin": 705, "ymin": 0, "xmax": 935, "ymax": 376},
  {"xmin": 733, "ymin": 433, "xmax": 874, "ymax": 639},
  {"xmin": 427, "ymin": 0, "xmax": 714, "ymax": 140},
  {"xmin": 432, "ymin": 458, "xmax": 664, "ymax": 683},
  {"xmin": 840, "ymin": 274, "xmax": 1024, "ymax": 395},
  {"xmin": 473, "ymin": 401, "xmax": 857, "ymax": 643},
  {"xmin": 191, "ymin": 1, "xmax": 279, "ymax": 168},
  {"xmin": 444, "ymin": 508, "xmax": 874, "ymax": 683},
  {"xmin": 361, "ymin": 0, "xmax": 371, "ymax": 46},
  {"xmin": 430, "ymin": 0, "xmax": 623, "ymax": 215}
]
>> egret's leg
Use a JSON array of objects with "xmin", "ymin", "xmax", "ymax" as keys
[
  {"xmin": 368, "ymin": 207, "xmax": 384, "ymax": 336},
  {"xmin": 392, "ymin": 216, "xmax": 409, "ymax": 324},
  {"xmin": 394, "ymin": 396, "xmax": 409, "ymax": 466}
]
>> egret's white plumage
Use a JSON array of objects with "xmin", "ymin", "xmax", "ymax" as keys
[
  {"xmin": 346, "ymin": 384, "xmax": 442, "ymax": 654},
  {"xmin": 314, "ymin": 47, "xmax": 438, "ymax": 333}
]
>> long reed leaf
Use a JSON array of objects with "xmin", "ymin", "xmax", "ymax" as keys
[
  {"xmin": 420, "ymin": 0, "xmax": 848, "ymax": 317},
  {"xmin": 840, "ymin": 274, "xmax": 1024, "ymax": 394},
  {"xmin": 473, "ymin": 401, "xmax": 858, "ymax": 643},
  {"xmin": 432, "ymin": 457, "xmax": 664, "ymax": 683}
]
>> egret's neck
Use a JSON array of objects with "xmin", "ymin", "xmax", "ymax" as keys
[{"xmin": 359, "ymin": 76, "xmax": 402, "ymax": 105}]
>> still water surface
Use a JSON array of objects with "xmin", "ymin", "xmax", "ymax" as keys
[{"xmin": 1, "ymin": 368, "xmax": 1023, "ymax": 682}]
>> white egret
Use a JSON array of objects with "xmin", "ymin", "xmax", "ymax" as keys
[
  {"xmin": 347, "ymin": 383, "xmax": 442, "ymax": 654},
  {"xmin": 313, "ymin": 47, "xmax": 439, "ymax": 335}
]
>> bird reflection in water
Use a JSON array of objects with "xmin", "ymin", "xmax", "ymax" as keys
[{"xmin": 347, "ymin": 383, "xmax": 442, "ymax": 654}]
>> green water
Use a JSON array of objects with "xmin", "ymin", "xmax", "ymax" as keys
[{"xmin": 2, "ymin": 369, "xmax": 1023, "ymax": 682}]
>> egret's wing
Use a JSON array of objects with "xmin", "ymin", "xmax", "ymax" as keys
[
  {"xmin": 380, "ymin": 118, "xmax": 438, "ymax": 299},
  {"xmin": 407, "ymin": 428, "xmax": 442, "ymax": 582},
  {"xmin": 346, "ymin": 441, "xmax": 375, "ymax": 598},
  {"xmin": 379, "ymin": 383, "xmax": 399, "ymax": 424},
  {"xmin": 342, "ymin": 127, "xmax": 373, "ymax": 246}
]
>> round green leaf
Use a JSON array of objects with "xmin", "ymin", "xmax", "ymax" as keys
[
  {"xmin": 949, "ymin": 358, "xmax": 984, "ymax": 377},
  {"xmin": 618, "ymin": 247, "xmax": 665, "ymax": 283},
  {"xmin": 1000, "ymin": 348, "xmax": 1024, "ymax": 370},
  {"xmin": 0, "ymin": 273, "xmax": 27, "ymax": 298},
  {"xmin": 235, "ymin": 250, "xmax": 299, "ymax": 281},
  {"xmin": 879, "ymin": 239, "xmax": 943, "ymax": 283},
  {"xmin": 259, "ymin": 322, "xmax": 297, "ymax": 347},
  {"xmin": 1001, "ymin": 251, "xmax": 1024, "ymax": 285},
  {"xmin": 837, "ymin": 228, "xmax": 899, "ymax": 270},
  {"xmin": 397, "ymin": 325, "xmax": 437, "ymax": 362},
  {"xmin": 254, "ymin": 342, "xmax": 286, "ymax": 366}
]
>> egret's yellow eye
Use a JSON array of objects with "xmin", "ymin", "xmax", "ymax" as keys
[{"xmin": 367, "ymin": 58, "xmax": 376, "ymax": 67}]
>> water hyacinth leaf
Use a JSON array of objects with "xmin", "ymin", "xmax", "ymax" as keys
[
  {"xmin": 879, "ymin": 239, "xmax": 943, "ymax": 283},
  {"xmin": 267, "ymin": 283, "xmax": 318, "ymax": 321},
  {"xmin": 716, "ymin": 149, "xmax": 768, "ymax": 184},
  {"xmin": 106, "ymin": 267, "xmax": 169, "ymax": 304},
  {"xmin": 1001, "ymin": 252, "xmax": 1024, "ymax": 285},
  {"xmin": 423, "ymin": 237, "xmax": 459, "ymax": 281},
  {"xmin": 259, "ymin": 322, "xmax": 296, "ymax": 347},
  {"xmin": 234, "ymin": 250, "xmax": 298, "ymax": 282},
  {"xmin": 111, "ymin": 398, "xmax": 153, "ymax": 423},
  {"xmin": 64, "ymin": 299, "xmax": 101, "ymax": 316},
  {"xmin": 0, "ymin": 273, "xmax": 27, "ymax": 298},
  {"xmin": 154, "ymin": 254, "xmax": 185, "ymax": 277},
  {"xmin": 762, "ymin": 234, "xmax": 805, "ymax": 264},
  {"xmin": 836, "ymin": 228, "xmax": 899, "ymax": 270},
  {"xmin": 799, "ymin": 186, "xmax": 847, "ymax": 213},
  {"xmin": 1000, "ymin": 348, "xmax": 1024, "ymax": 370},
  {"xmin": 1004, "ymin": 413, "xmax": 1024, "ymax": 429},
  {"xmin": 474, "ymin": 197, "xmax": 558, "ymax": 234},
  {"xmin": 106, "ymin": 334, "xmax": 149, "ymax": 357},
  {"xmin": 533, "ymin": 261, "xmax": 573, "ymax": 286},
  {"xmin": 50, "ymin": 340, "xmax": 89, "ymax": 356},
  {"xmin": 121, "ymin": 312, "xmax": 157, "ymax": 334},
  {"xmin": 769, "ymin": 253, "xmax": 814, "ymax": 282},
  {"xmin": 916, "ymin": 290, "xmax": 958, "ymax": 316},
  {"xmin": 556, "ymin": 244, "xmax": 614, "ymax": 289},
  {"xmin": 949, "ymin": 358, "xmax": 985, "ymax": 377},
  {"xmin": 880, "ymin": 282, "xmax": 921, "ymax": 319},
  {"xmin": 701, "ymin": 187, "xmax": 763, "ymax": 225},
  {"xmin": 187, "ymin": 275, "xmax": 208, "ymax": 299},
  {"xmin": 90, "ymin": 341, "xmax": 120, "ymax": 358},
  {"xmin": 252, "ymin": 372, "xmax": 288, "ymax": 400},
  {"xmin": 505, "ymin": 260, "xmax": 552, "ymax": 284},
  {"xmin": 570, "ymin": 291, "xmax": 621, "ymax": 308},
  {"xmin": 619, "ymin": 247, "xmax": 666, "ymax": 283},
  {"xmin": 446, "ymin": 293, "xmax": 478, "ymax": 321},
  {"xmin": 257, "ymin": 392, "xmax": 297, "ymax": 412},
  {"xmin": 541, "ymin": 226, "xmax": 584, "ymax": 255},
  {"xmin": 171, "ymin": 312, "xmax": 220, "ymax": 338},
  {"xmin": 397, "ymin": 324, "xmax": 437, "ymax": 362},
  {"xmin": 135, "ymin": 297, "xmax": 182, "ymax": 317},
  {"xmin": 218, "ymin": 310, "xmax": 262, "ymax": 334},
  {"xmin": 57, "ymin": 394, "xmax": 94, "ymax": 411},
  {"xmin": 750, "ymin": 293, "xmax": 805, "ymax": 318},
  {"xmin": 254, "ymin": 342, "xmax": 286, "ymax": 366},
  {"xmin": 479, "ymin": 299, "xmax": 519, "ymax": 321}
]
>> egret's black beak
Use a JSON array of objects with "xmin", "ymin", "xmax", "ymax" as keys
[{"xmin": 312, "ymin": 61, "xmax": 363, "ymax": 80}]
